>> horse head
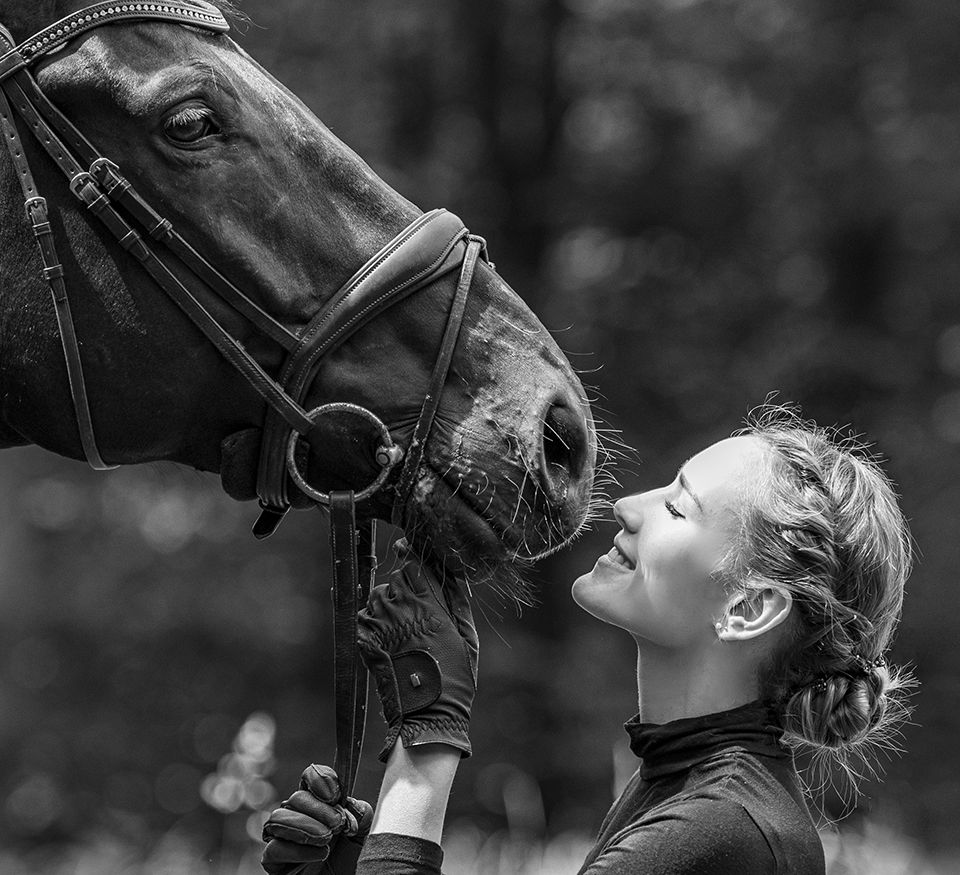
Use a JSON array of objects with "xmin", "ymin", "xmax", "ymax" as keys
[{"xmin": 0, "ymin": 1, "xmax": 597, "ymax": 584}]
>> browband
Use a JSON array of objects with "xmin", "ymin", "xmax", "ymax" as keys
[{"xmin": 0, "ymin": 1, "xmax": 228, "ymax": 82}]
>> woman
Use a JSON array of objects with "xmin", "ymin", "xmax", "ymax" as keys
[{"xmin": 260, "ymin": 406, "xmax": 913, "ymax": 874}]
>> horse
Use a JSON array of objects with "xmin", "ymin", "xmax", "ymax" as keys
[{"xmin": 0, "ymin": 0, "xmax": 597, "ymax": 590}]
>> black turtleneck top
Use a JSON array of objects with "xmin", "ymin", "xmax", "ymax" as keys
[{"xmin": 357, "ymin": 701, "xmax": 826, "ymax": 874}]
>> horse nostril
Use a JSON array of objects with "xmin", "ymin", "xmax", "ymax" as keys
[{"xmin": 540, "ymin": 399, "xmax": 587, "ymax": 501}]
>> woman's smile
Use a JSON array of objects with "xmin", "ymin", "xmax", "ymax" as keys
[{"xmin": 599, "ymin": 537, "xmax": 636, "ymax": 572}]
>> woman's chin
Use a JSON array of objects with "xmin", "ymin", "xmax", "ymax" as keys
[
  {"xmin": 572, "ymin": 556, "xmax": 636, "ymax": 617},
  {"xmin": 571, "ymin": 573, "xmax": 595, "ymax": 613}
]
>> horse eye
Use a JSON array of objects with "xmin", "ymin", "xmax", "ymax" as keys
[{"xmin": 163, "ymin": 106, "xmax": 220, "ymax": 145}]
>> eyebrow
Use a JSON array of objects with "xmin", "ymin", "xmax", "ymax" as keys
[{"xmin": 678, "ymin": 468, "xmax": 704, "ymax": 513}]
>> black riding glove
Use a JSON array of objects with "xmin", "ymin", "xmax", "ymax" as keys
[
  {"xmin": 261, "ymin": 764, "xmax": 374, "ymax": 875},
  {"xmin": 357, "ymin": 541, "xmax": 479, "ymax": 760}
]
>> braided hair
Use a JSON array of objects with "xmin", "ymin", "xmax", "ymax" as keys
[{"xmin": 718, "ymin": 405, "xmax": 914, "ymax": 772}]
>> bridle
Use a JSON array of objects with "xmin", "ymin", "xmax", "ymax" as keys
[{"xmin": 0, "ymin": 0, "xmax": 490, "ymax": 801}]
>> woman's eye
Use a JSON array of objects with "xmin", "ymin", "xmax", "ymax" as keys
[
  {"xmin": 163, "ymin": 106, "xmax": 220, "ymax": 145},
  {"xmin": 665, "ymin": 501, "xmax": 685, "ymax": 519}
]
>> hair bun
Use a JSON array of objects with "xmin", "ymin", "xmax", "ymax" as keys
[{"xmin": 782, "ymin": 669, "xmax": 886, "ymax": 749}]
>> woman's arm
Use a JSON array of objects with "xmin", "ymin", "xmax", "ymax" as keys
[
  {"xmin": 369, "ymin": 742, "xmax": 461, "ymax": 843},
  {"xmin": 353, "ymin": 743, "xmax": 460, "ymax": 874}
]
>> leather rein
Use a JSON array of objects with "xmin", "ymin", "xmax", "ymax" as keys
[{"xmin": 0, "ymin": 0, "xmax": 489, "ymax": 801}]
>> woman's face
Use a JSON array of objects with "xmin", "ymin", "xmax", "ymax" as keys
[{"xmin": 572, "ymin": 436, "xmax": 766, "ymax": 647}]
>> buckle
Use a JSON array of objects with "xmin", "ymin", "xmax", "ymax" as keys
[
  {"xmin": 68, "ymin": 170, "xmax": 99, "ymax": 201},
  {"xmin": 89, "ymin": 157, "xmax": 122, "ymax": 190},
  {"xmin": 23, "ymin": 195, "xmax": 47, "ymax": 220}
]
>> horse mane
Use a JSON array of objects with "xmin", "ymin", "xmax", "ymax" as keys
[{"xmin": 210, "ymin": 1, "xmax": 250, "ymax": 28}]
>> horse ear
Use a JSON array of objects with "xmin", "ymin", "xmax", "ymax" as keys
[{"xmin": 219, "ymin": 428, "xmax": 261, "ymax": 501}]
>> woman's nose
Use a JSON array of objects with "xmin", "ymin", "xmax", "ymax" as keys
[{"xmin": 613, "ymin": 493, "xmax": 643, "ymax": 532}]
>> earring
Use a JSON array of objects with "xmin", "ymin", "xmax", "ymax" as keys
[{"xmin": 715, "ymin": 621, "xmax": 724, "ymax": 637}]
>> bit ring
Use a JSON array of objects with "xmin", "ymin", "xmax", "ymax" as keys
[{"xmin": 286, "ymin": 402, "xmax": 404, "ymax": 504}]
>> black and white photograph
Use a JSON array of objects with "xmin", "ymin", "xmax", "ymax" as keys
[{"xmin": 0, "ymin": 1, "xmax": 953, "ymax": 873}]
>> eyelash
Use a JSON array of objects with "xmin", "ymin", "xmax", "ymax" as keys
[
  {"xmin": 169, "ymin": 105, "xmax": 211, "ymax": 125},
  {"xmin": 665, "ymin": 501, "xmax": 685, "ymax": 519}
]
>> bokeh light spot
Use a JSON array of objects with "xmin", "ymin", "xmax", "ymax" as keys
[{"xmin": 4, "ymin": 774, "xmax": 63, "ymax": 835}]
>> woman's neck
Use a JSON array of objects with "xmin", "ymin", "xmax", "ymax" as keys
[{"xmin": 632, "ymin": 640, "xmax": 759, "ymax": 724}]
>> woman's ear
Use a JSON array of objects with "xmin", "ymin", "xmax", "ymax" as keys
[{"xmin": 716, "ymin": 587, "xmax": 793, "ymax": 642}]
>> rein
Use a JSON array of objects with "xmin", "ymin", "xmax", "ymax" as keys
[{"xmin": 0, "ymin": 0, "xmax": 490, "ymax": 801}]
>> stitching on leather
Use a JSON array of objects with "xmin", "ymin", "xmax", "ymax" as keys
[
  {"xmin": 279, "ymin": 213, "xmax": 446, "ymax": 379},
  {"xmin": 287, "ymin": 224, "xmax": 466, "ymax": 393},
  {"xmin": 368, "ymin": 616, "xmax": 436, "ymax": 650},
  {"xmin": 399, "ymin": 717, "xmax": 470, "ymax": 740},
  {"xmin": 312, "ymin": 228, "xmax": 465, "ymax": 351},
  {"xmin": 287, "ymin": 236, "xmax": 463, "ymax": 399}
]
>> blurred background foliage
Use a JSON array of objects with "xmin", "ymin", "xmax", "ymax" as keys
[{"xmin": 1, "ymin": 0, "xmax": 958, "ymax": 871}]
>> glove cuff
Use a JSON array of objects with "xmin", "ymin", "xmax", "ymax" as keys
[
  {"xmin": 400, "ymin": 716, "xmax": 472, "ymax": 758},
  {"xmin": 376, "ymin": 715, "xmax": 472, "ymax": 761}
]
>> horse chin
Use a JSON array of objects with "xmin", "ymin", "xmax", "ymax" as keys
[{"xmin": 407, "ymin": 468, "xmax": 522, "ymax": 584}]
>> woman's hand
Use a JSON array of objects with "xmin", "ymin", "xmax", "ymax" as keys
[
  {"xmin": 261, "ymin": 764, "xmax": 373, "ymax": 875},
  {"xmin": 358, "ymin": 541, "xmax": 479, "ymax": 760}
]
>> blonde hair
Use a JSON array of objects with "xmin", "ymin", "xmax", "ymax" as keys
[{"xmin": 722, "ymin": 405, "xmax": 915, "ymax": 777}]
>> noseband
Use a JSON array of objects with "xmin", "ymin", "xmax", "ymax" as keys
[{"xmin": 0, "ymin": 0, "xmax": 490, "ymax": 800}]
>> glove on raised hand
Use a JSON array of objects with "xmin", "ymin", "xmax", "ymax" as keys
[
  {"xmin": 261, "ymin": 764, "xmax": 374, "ymax": 875},
  {"xmin": 358, "ymin": 541, "xmax": 479, "ymax": 760}
]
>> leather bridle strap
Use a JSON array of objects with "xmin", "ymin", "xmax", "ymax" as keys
[
  {"xmin": 0, "ymin": 82, "xmax": 112, "ymax": 468},
  {"xmin": 329, "ymin": 493, "xmax": 375, "ymax": 802},
  {"xmin": 391, "ymin": 235, "xmax": 484, "ymax": 528}
]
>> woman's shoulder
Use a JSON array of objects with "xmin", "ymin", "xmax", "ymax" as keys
[
  {"xmin": 689, "ymin": 746, "xmax": 813, "ymax": 819},
  {"xmin": 685, "ymin": 750, "xmax": 826, "ymax": 874},
  {"xmin": 584, "ymin": 785, "xmax": 824, "ymax": 875},
  {"xmin": 581, "ymin": 795, "xmax": 791, "ymax": 875}
]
